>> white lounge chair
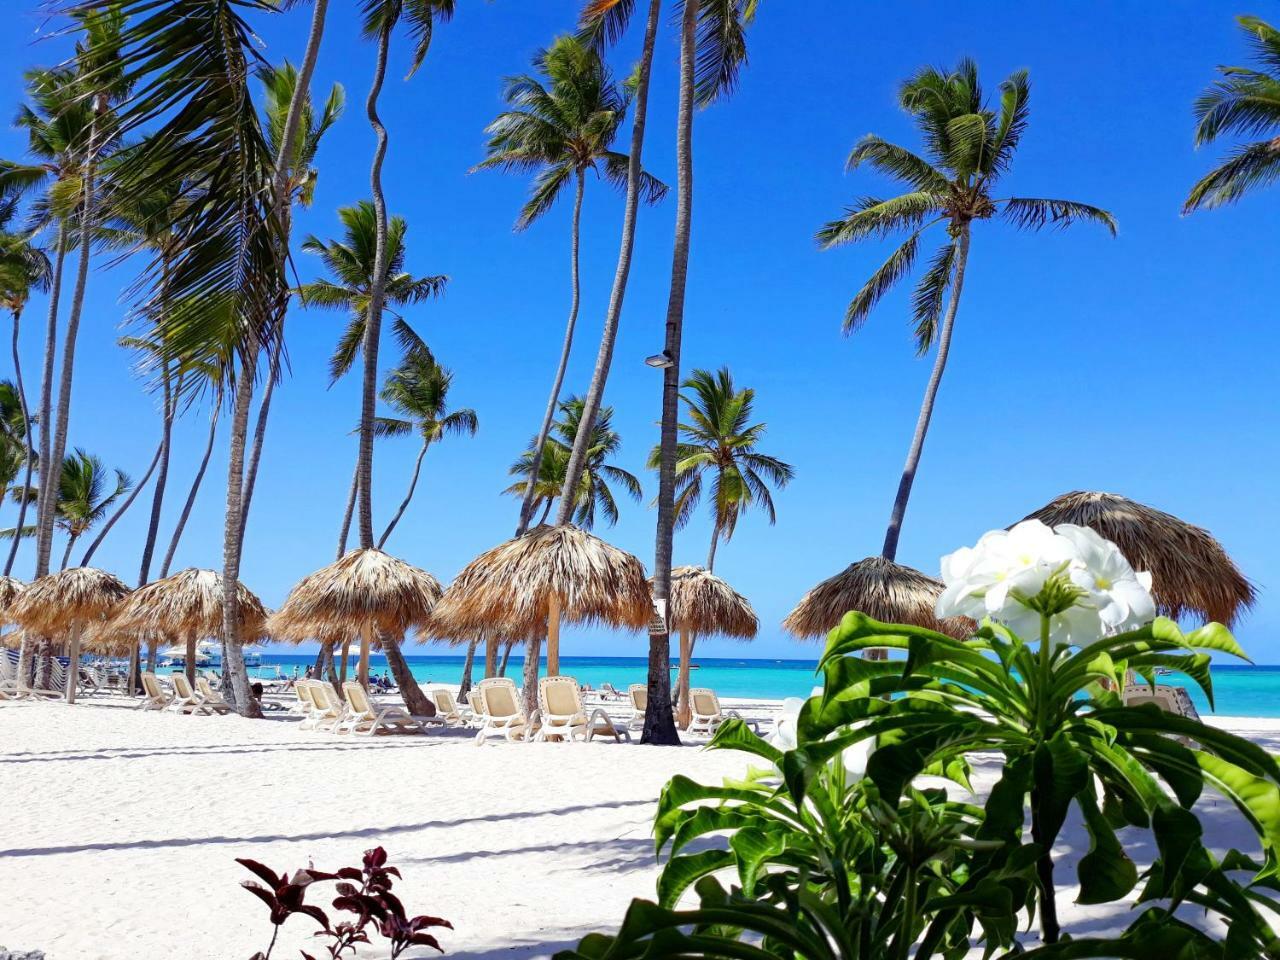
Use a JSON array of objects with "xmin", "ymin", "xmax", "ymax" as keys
[
  {"xmin": 0, "ymin": 648, "xmax": 18, "ymax": 698},
  {"xmin": 535, "ymin": 676, "xmax": 630, "ymax": 743},
  {"xmin": 687, "ymin": 688, "xmax": 755, "ymax": 737},
  {"xmin": 139, "ymin": 672, "xmax": 173, "ymax": 712},
  {"xmin": 465, "ymin": 689, "xmax": 487, "ymax": 728},
  {"xmin": 474, "ymin": 677, "xmax": 529, "ymax": 745},
  {"xmin": 306, "ymin": 680, "xmax": 349, "ymax": 732},
  {"xmin": 195, "ymin": 676, "xmax": 233, "ymax": 715},
  {"xmin": 170, "ymin": 673, "xmax": 215, "ymax": 715},
  {"xmin": 626, "ymin": 684, "xmax": 648, "ymax": 732},
  {"xmin": 340, "ymin": 681, "xmax": 433, "ymax": 736},
  {"xmin": 430, "ymin": 687, "xmax": 466, "ymax": 726}
]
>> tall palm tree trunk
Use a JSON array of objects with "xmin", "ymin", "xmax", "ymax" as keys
[
  {"xmin": 32, "ymin": 221, "xmax": 68, "ymax": 580},
  {"xmin": 336, "ymin": 454, "xmax": 358, "ymax": 557},
  {"xmin": 553, "ymin": 0, "xmax": 661, "ymax": 526},
  {"xmin": 5, "ymin": 308, "xmax": 35, "ymax": 576},
  {"xmin": 880, "ymin": 226, "xmax": 970, "ymax": 561},
  {"xmin": 517, "ymin": 170, "xmax": 585, "ymax": 536},
  {"xmin": 358, "ymin": 21, "xmax": 392, "ymax": 548},
  {"xmin": 39, "ymin": 102, "xmax": 103, "ymax": 578},
  {"xmin": 644, "ymin": 0, "xmax": 697, "ymax": 748},
  {"xmin": 221, "ymin": 368, "xmax": 260, "ymax": 717},
  {"xmin": 137, "ymin": 363, "xmax": 175, "ymax": 583},
  {"xmin": 497, "ymin": 639, "xmax": 514, "ymax": 677},
  {"xmin": 160, "ymin": 402, "xmax": 218, "ymax": 577},
  {"xmin": 377, "ymin": 439, "xmax": 427, "ymax": 548},
  {"xmin": 706, "ymin": 519, "xmax": 720, "ymax": 572},
  {"xmin": 456, "ymin": 637, "xmax": 477, "ymax": 702},
  {"xmin": 78, "ymin": 435, "xmax": 162, "ymax": 566},
  {"xmin": 60, "ymin": 532, "xmax": 79, "ymax": 571}
]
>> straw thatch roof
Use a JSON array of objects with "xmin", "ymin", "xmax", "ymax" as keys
[
  {"xmin": 0, "ymin": 576, "xmax": 24, "ymax": 622},
  {"xmin": 113, "ymin": 568, "xmax": 268, "ymax": 641},
  {"xmin": 1020, "ymin": 490, "xmax": 1255, "ymax": 626},
  {"xmin": 783, "ymin": 555, "xmax": 972, "ymax": 641},
  {"xmin": 662, "ymin": 566, "xmax": 757, "ymax": 639},
  {"xmin": 429, "ymin": 524, "xmax": 650, "ymax": 642},
  {"xmin": 8, "ymin": 567, "xmax": 131, "ymax": 636},
  {"xmin": 79, "ymin": 615, "xmax": 141, "ymax": 656},
  {"xmin": 268, "ymin": 548, "xmax": 443, "ymax": 642}
]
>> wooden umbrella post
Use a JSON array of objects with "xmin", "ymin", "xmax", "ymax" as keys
[
  {"xmin": 65, "ymin": 621, "xmax": 83, "ymax": 704},
  {"xmin": 359, "ymin": 620, "xmax": 371, "ymax": 691},
  {"xmin": 185, "ymin": 630, "xmax": 197, "ymax": 686},
  {"xmin": 546, "ymin": 594, "xmax": 561, "ymax": 677},
  {"xmin": 676, "ymin": 631, "xmax": 694, "ymax": 729},
  {"xmin": 483, "ymin": 634, "xmax": 498, "ymax": 678},
  {"xmin": 338, "ymin": 637, "xmax": 350, "ymax": 685},
  {"xmin": 129, "ymin": 640, "xmax": 140, "ymax": 697}
]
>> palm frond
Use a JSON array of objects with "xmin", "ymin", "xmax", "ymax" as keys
[
  {"xmin": 910, "ymin": 241, "xmax": 956, "ymax": 354},
  {"xmin": 999, "ymin": 197, "xmax": 1117, "ymax": 235},
  {"xmin": 841, "ymin": 231, "xmax": 921, "ymax": 335},
  {"xmin": 1184, "ymin": 140, "xmax": 1280, "ymax": 210}
]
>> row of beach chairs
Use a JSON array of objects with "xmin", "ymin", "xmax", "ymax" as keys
[{"xmin": 139, "ymin": 671, "xmax": 233, "ymax": 716}]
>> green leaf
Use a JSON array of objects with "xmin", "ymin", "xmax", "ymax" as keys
[
  {"xmin": 656, "ymin": 849, "xmax": 736, "ymax": 909},
  {"xmin": 1076, "ymin": 784, "xmax": 1138, "ymax": 904},
  {"xmin": 1195, "ymin": 751, "xmax": 1280, "ymax": 875},
  {"xmin": 1033, "ymin": 735, "xmax": 1088, "ymax": 846}
]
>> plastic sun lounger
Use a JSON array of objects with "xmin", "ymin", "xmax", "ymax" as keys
[
  {"xmin": 465, "ymin": 689, "xmax": 487, "ymax": 729},
  {"xmin": 474, "ymin": 677, "xmax": 529, "ymax": 745},
  {"xmin": 535, "ymin": 676, "xmax": 631, "ymax": 744},
  {"xmin": 430, "ymin": 687, "xmax": 466, "ymax": 726},
  {"xmin": 290, "ymin": 679, "xmax": 317, "ymax": 718},
  {"xmin": 170, "ymin": 673, "xmax": 216, "ymax": 715},
  {"xmin": 687, "ymin": 688, "xmax": 756, "ymax": 737},
  {"xmin": 0, "ymin": 648, "xmax": 17, "ymax": 698},
  {"xmin": 305, "ymin": 681, "xmax": 349, "ymax": 733},
  {"xmin": 195, "ymin": 676, "xmax": 233, "ymax": 714},
  {"xmin": 340, "ymin": 680, "xmax": 434, "ymax": 736},
  {"xmin": 626, "ymin": 684, "xmax": 648, "ymax": 732},
  {"xmin": 139, "ymin": 672, "xmax": 173, "ymax": 712}
]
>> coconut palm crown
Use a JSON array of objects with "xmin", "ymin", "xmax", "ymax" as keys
[{"xmin": 1185, "ymin": 16, "xmax": 1280, "ymax": 211}]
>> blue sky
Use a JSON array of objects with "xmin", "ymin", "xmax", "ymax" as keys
[{"xmin": 1, "ymin": 1, "xmax": 1275, "ymax": 661}]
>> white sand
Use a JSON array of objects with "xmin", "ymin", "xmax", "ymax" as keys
[{"xmin": 1, "ymin": 698, "xmax": 1274, "ymax": 959}]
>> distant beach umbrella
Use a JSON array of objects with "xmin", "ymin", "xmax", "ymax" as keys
[
  {"xmin": 113, "ymin": 569, "xmax": 268, "ymax": 685},
  {"xmin": 783, "ymin": 555, "xmax": 971, "ymax": 643},
  {"xmin": 268, "ymin": 548, "xmax": 443, "ymax": 691},
  {"xmin": 662, "ymin": 565, "xmax": 757, "ymax": 728},
  {"xmin": 9, "ymin": 567, "xmax": 131, "ymax": 703},
  {"xmin": 430, "ymin": 524, "xmax": 650, "ymax": 716},
  {"xmin": 1020, "ymin": 490, "xmax": 1255, "ymax": 626}
]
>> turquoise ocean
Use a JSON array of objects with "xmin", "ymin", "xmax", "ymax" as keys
[{"xmin": 244, "ymin": 655, "xmax": 1280, "ymax": 719}]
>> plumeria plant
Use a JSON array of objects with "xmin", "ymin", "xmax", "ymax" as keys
[
  {"xmin": 561, "ymin": 521, "xmax": 1280, "ymax": 958},
  {"xmin": 803, "ymin": 520, "xmax": 1280, "ymax": 946}
]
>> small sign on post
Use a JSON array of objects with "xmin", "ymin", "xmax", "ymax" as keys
[{"xmin": 648, "ymin": 598, "xmax": 669, "ymax": 637}]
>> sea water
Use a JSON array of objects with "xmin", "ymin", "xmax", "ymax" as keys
[{"xmin": 247, "ymin": 655, "xmax": 1280, "ymax": 717}]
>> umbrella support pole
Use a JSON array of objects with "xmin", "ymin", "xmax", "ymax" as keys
[
  {"xmin": 129, "ymin": 641, "xmax": 140, "ymax": 696},
  {"xmin": 339, "ymin": 640, "xmax": 350, "ymax": 686},
  {"xmin": 65, "ymin": 622, "xmax": 82, "ymax": 704},
  {"xmin": 546, "ymin": 595, "xmax": 561, "ymax": 677},
  {"xmin": 186, "ymin": 632, "xmax": 197, "ymax": 687},
  {"xmin": 676, "ymin": 631, "xmax": 694, "ymax": 729},
  {"xmin": 483, "ymin": 635, "xmax": 499, "ymax": 678},
  {"xmin": 359, "ymin": 621, "xmax": 371, "ymax": 692}
]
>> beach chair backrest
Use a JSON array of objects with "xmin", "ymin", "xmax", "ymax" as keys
[
  {"xmin": 479, "ymin": 678, "xmax": 520, "ymax": 720},
  {"xmin": 466, "ymin": 689, "xmax": 485, "ymax": 717},
  {"xmin": 343, "ymin": 681, "xmax": 372, "ymax": 717},
  {"xmin": 540, "ymin": 676, "xmax": 582, "ymax": 718},
  {"xmin": 141, "ymin": 672, "xmax": 164, "ymax": 700},
  {"xmin": 309, "ymin": 681, "xmax": 335, "ymax": 713},
  {"xmin": 431, "ymin": 688, "xmax": 456, "ymax": 715},
  {"xmin": 295, "ymin": 680, "xmax": 317, "ymax": 709},
  {"xmin": 173, "ymin": 673, "xmax": 196, "ymax": 699},
  {"xmin": 628, "ymin": 684, "xmax": 647, "ymax": 713},
  {"xmin": 690, "ymin": 688, "xmax": 720, "ymax": 717}
]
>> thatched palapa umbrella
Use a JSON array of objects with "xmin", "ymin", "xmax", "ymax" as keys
[
  {"xmin": 0, "ymin": 576, "xmax": 24, "ymax": 649},
  {"xmin": 664, "ymin": 566, "xmax": 757, "ymax": 727},
  {"xmin": 430, "ymin": 524, "xmax": 650, "ymax": 715},
  {"xmin": 113, "ymin": 569, "xmax": 268, "ymax": 685},
  {"xmin": 783, "ymin": 555, "xmax": 972, "ymax": 645},
  {"xmin": 268, "ymin": 548, "xmax": 442, "ymax": 696},
  {"xmin": 8, "ymin": 568, "xmax": 130, "ymax": 702},
  {"xmin": 1020, "ymin": 490, "xmax": 1255, "ymax": 626}
]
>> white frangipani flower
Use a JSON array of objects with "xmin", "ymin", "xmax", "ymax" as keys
[{"xmin": 1056, "ymin": 523, "xmax": 1156, "ymax": 632}]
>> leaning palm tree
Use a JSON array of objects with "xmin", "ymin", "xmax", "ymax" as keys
[
  {"xmin": 817, "ymin": 60, "xmax": 1116, "ymax": 562},
  {"xmin": 474, "ymin": 33, "xmax": 664, "ymax": 536},
  {"xmin": 298, "ymin": 200, "xmax": 447, "ymax": 552},
  {"xmin": 374, "ymin": 350, "xmax": 478, "ymax": 548},
  {"xmin": 0, "ymin": 196, "xmax": 50, "ymax": 576},
  {"xmin": 505, "ymin": 397, "xmax": 641, "ymax": 530},
  {"xmin": 649, "ymin": 366, "xmax": 793, "ymax": 571},
  {"xmin": 1185, "ymin": 16, "xmax": 1280, "ymax": 211},
  {"xmin": 52, "ymin": 449, "xmax": 131, "ymax": 571}
]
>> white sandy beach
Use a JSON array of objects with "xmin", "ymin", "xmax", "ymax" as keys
[{"xmin": 1, "ymin": 696, "xmax": 1275, "ymax": 959}]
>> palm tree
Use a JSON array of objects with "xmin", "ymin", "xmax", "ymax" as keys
[
  {"xmin": 51, "ymin": 449, "xmax": 131, "ymax": 571},
  {"xmin": 374, "ymin": 351, "xmax": 478, "ymax": 548},
  {"xmin": 474, "ymin": 34, "xmax": 664, "ymax": 536},
  {"xmin": 505, "ymin": 397, "xmax": 641, "ymax": 529},
  {"xmin": 298, "ymin": 200, "xmax": 447, "ymax": 552},
  {"xmin": 0, "ymin": 196, "xmax": 50, "ymax": 576},
  {"xmin": 817, "ymin": 60, "xmax": 1116, "ymax": 565},
  {"xmin": 1185, "ymin": 16, "xmax": 1280, "ymax": 212},
  {"xmin": 650, "ymin": 366, "xmax": 793, "ymax": 572}
]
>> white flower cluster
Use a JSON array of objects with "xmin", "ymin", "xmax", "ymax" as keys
[{"xmin": 936, "ymin": 519, "xmax": 1155, "ymax": 643}]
